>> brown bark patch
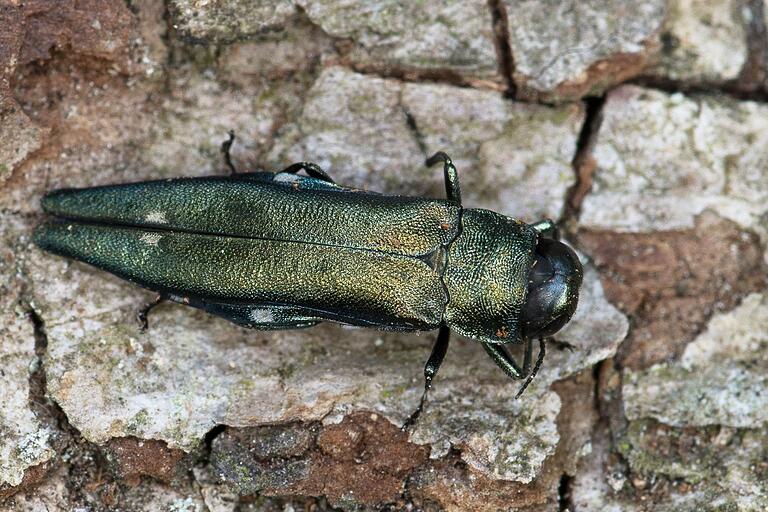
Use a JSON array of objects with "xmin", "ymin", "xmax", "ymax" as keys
[
  {"xmin": 409, "ymin": 371, "xmax": 596, "ymax": 511},
  {"xmin": 516, "ymin": 41, "xmax": 660, "ymax": 103},
  {"xmin": 18, "ymin": 0, "xmax": 135, "ymax": 66},
  {"xmin": 579, "ymin": 213, "xmax": 766, "ymax": 370},
  {"xmin": 104, "ymin": 437, "xmax": 185, "ymax": 485},
  {"xmin": 0, "ymin": 5, "xmax": 23, "ymax": 81},
  {"xmin": 289, "ymin": 412, "xmax": 430, "ymax": 507},
  {"xmin": 212, "ymin": 413, "xmax": 430, "ymax": 508},
  {"xmin": 0, "ymin": 461, "xmax": 51, "ymax": 502}
]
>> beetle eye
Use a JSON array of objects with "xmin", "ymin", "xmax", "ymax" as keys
[{"xmin": 521, "ymin": 238, "xmax": 582, "ymax": 339}]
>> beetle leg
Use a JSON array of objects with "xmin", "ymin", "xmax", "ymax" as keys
[
  {"xmin": 137, "ymin": 294, "xmax": 165, "ymax": 332},
  {"xmin": 531, "ymin": 219, "xmax": 559, "ymax": 240},
  {"xmin": 521, "ymin": 337, "xmax": 534, "ymax": 376},
  {"xmin": 482, "ymin": 342, "xmax": 525, "ymax": 380},
  {"xmin": 426, "ymin": 152, "xmax": 462, "ymax": 205},
  {"xmin": 514, "ymin": 338, "xmax": 546, "ymax": 398},
  {"xmin": 220, "ymin": 130, "xmax": 239, "ymax": 175},
  {"xmin": 483, "ymin": 338, "xmax": 546, "ymax": 397},
  {"xmin": 279, "ymin": 162, "xmax": 335, "ymax": 183},
  {"xmin": 402, "ymin": 325, "xmax": 451, "ymax": 432}
]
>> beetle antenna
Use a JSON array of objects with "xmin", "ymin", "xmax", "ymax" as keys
[
  {"xmin": 221, "ymin": 130, "xmax": 238, "ymax": 175},
  {"xmin": 515, "ymin": 338, "xmax": 546, "ymax": 398}
]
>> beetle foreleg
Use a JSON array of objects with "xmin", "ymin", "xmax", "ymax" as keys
[
  {"xmin": 426, "ymin": 152, "xmax": 462, "ymax": 205},
  {"xmin": 220, "ymin": 130, "xmax": 239, "ymax": 175},
  {"xmin": 402, "ymin": 324, "xmax": 451, "ymax": 432},
  {"xmin": 521, "ymin": 337, "xmax": 534, "ymax": 376},
  {"xmin": 483, "ymin": 338, "xmax": 546, "ymax": 397},
  {"xmin": 280, "ymin": 162, "xmax": 335, "ymax": 183},
  {"xmin": 482, "ymin": 342, "xmax": 525, "ymax": 380},
  {"xmin": 137, "ymin": 294, "xmax": 165, "ymax": 332}
]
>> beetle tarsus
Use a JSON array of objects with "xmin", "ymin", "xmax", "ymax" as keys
[
  {"xmin": 137, "ymin": 295, "xmax": 165, "ymax": 332},
  {"xmin": 221, "ymin": 130, "xmax": 238, "ymax": 175},
  {"xmin": 514, "ymin": 338, "xmax": 546, "ymax": 398},
  {"xmin": 402, "ymin": 325, "xmax": 450, "ymax": 432},
  {"xmin": 280, "ymin": 162, "xmax": 335, "ymax": 183},
  {"xmin": 401, "ymin": 386, "xmax": 428, "ymax": 432}
]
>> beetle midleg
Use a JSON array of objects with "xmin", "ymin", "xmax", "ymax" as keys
[
  {"xmin": 425, "ymin": 151, "xmax": 461, "ymax": 205},
  {"xmin": 220, "ymin": 130, "xmax": 239, "ymax": 175},
  {"xmin": 402, "ymin": 324, "xmax": 450, "ymax": 432},
  {"xmin": 137, "ymin": 294, "xmax": 165, "ymax": 332},
  {"xmin": 280, "ymin": 161, "xmax": 335, "ymax": 183}
]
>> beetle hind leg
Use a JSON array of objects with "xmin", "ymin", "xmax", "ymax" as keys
[
  {"xmin": 425, "ymin": 152, "xmax": 461, "ymax": 205},
  {"xmin": 402, "ymin": 325, "xmax": 450, "ymax": 432},
  {"xmin": 137, "ymin": 294, "xmax": 165, "ymax": 332}
]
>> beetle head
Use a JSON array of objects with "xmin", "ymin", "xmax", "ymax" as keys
[{"xmin": 521, "ymin": 237, "xmax": 583, "ymax": 339}]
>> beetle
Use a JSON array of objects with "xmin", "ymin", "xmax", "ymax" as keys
[{"xmin": 34, "ymin": 133, "xmax": 583, "ymax": 429}]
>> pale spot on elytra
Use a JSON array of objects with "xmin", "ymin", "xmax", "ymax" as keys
[
  {"xmin": 144, "ymin": 211, "xmax": 168, "ymax": 224},
  {"xmin": 250, "ymin": 309, "xmax": 275, "ymax": 323},
  {"xmin": 140, "ymin": 232, "xmax": 162, "ymax": 246},
  {"xmin": 273, "ymin": 173, "xmax": 301, "ymax": 184}
]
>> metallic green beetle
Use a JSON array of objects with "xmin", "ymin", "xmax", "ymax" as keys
[{"xmin": 34, "ymin": 140, "xmax": 582, "ymax": 428}]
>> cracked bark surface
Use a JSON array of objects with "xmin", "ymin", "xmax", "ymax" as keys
[{"xmin": 1, "ymin": 0, "xmax": 767, "ymax": 510}]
